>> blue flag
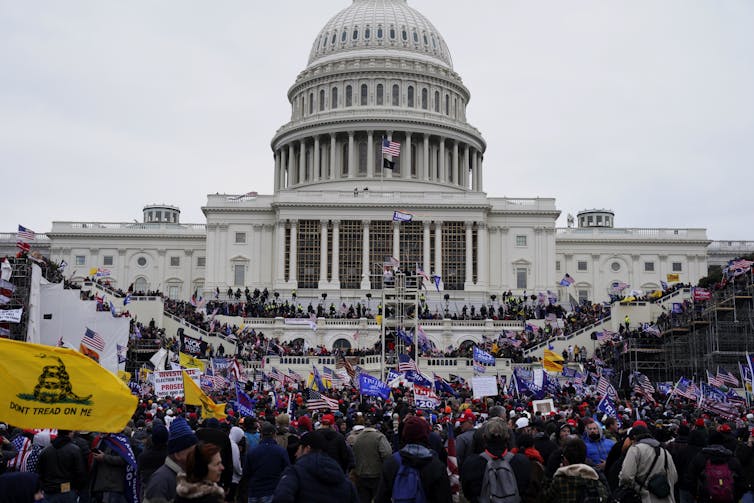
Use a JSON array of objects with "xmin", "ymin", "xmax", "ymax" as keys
[
  {"xmin": 359, "ymin": 374, "xmax": 391, "ymax": 399},
  {"xmin": 473, "ymin": 346, "xmax": 495, "ymax": 365},
  {"xmin": 101, "ymin": 434, "xmax": 139, "ymax": 503},
  {"xmin": 396, "ymin": 328, "xmax": 413, "ymax": 346},
  {"xmin": 597, "ymin": 394, "xmax": 617, "ymax": 418},
  {"xmin": 312, "ymin": 365, "xmax": 326, "ymax": 391},
  {"xmin": 235, "ymin": 382, "xmax": 255, "ymax": 417},
  {"xmin": 434, "ymin": 374, "xmax": 458, "ymax": 396},
  {"xmin": 406, "ymin": 370, "xmax": 432, "ymax": 388}
]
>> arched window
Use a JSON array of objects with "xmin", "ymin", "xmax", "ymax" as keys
[
  {"xmin": 413, "ymin": 30, "xmax": 419, "ymax": 43},
  {"xmin": 360, "ymin": 84, "xmax": 368, "ymax": 106},
  {"xmin": 434, "ymin": 91, "xmax": 440, "ymax": 112},
  {"xmin": 431, "ymin": 34, "xmax": 437, "ymax": 48},
  {"xmin": 331, "ymin": 33, "xmax": 337, "ymax": 46},
  {"xmin": 319, "ymin": 89, "xmax": 325, "ymax": 111},
  {"xmin": 392, "ymin": 84, "xmax": 400, "ymax": 106},
  {"xmin": 401, "ymin": 28, "xmax": 408, "ymax": 41},
  {"xmin": 376, "ymin": 83, "xmax": 384, "ymax": 105},
  {"xmin": 352, "ymin": 28, "xmax": 359, "ymax": 40},
  {"xmin": 407, "ymin": 85, "xmax": 414, "ymax": 107},
  {"xmin": 389, "ymin": 26, "xmax": 396, "ymax": 39},
  {"xmin": 341, "ymin": 143, "xmax": 348, "ymax": 176},
  {"xmin": 333, "ymin": 338, "xmax": 351, "ymax": 350},
  {"xmin": 358, "ymin": 141, "xmax": 368, "ymax": 174},
  {"xmin": 445, "ymin": 94, "xmax": 450, "ymax": 115},
  {"xmin": 345, "ymin": 85, "xmax": 353, "ymax": 106},
  {"xmin": 341, "ymin": 29, "xmax": 347, "ymax": 42},
  {"xmin": 421, "ymin": 88, "xmax": 428, "ymax": 109},
  {"xmin": 365, "ymin": 26, "xmax": 371, "ymax": 40},
  {"xmin": 308, "ymin": 92, "xmax": 313, "ymax": 114},
  {"xmin": 331, "ymin": 87, "xmax": 338, "ymax": 109},
  {"xmin": 377, "ymin": 26, "xmax": 383, "ymax": 39},
  {"xmin": 134, "ymin": 277, "xmax": 148, "ymax": 293},
  {"xmin": 423, "ymin": 33, "xmax": 428, "ymax": 46}
]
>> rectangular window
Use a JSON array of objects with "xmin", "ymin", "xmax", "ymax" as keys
[
  {"xmin": 297, "ymin": 220, "xmax": 320, "ymax": 289},
  {"xmin": 170, "ymin": 256, "xmax": 180, "ymax": 267},
  {"xmin": 578, "ymin": 289, "xmax": 589, "ymax": 303},
  {"xmin": 369, "ymin": 221, "xmax": 393, "ymax": 289},
  {"xmin": 577, "ymin": 261, "xmax": 588, "ymax": 271},
  {"xmin": 516, "ymin": 268, "xmax": 527, "ymax": 289},
  {"xmin": 442, "ymin": 221, "xmax": 465, "ymax": 290},
  {"xmin": 644, "ymin": 261, "xmax": 655, "ymax": 272},
  {"xmin": 340, "ymin": 221, "xmax": 363, "ymax": 289},
  {"xmin": 672, "ymin": 262, "xmax": 682, "ymax": 272},
  {"xmin": 234, "ymin": 264, "xmax": 245, "ymax": 286},
  {"xmin": 515, "ymin": 235, "xmax": 527, "ymax": 247},
  {"xmin": 235, "ymin": 232, "xmax": 246, "ymax": 244},
  {"xmin": 75, "ymin": 255, "xmax": 86, "ymax": 266},
  {"xmin": 197, "ymin": 257, "xmax": 206, "ymax": 267},
  {"xmin": 103, "ymin": 256, "xmax": 113, "ymax": 266},
  {"xmin": 555, "ymin": 260, "xmax": 561, "ymax": 271}
]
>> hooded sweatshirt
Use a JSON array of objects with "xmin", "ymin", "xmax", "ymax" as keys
[{"xmin": 272, "ymin": 452, "xmax": 357, "ymax": 503}]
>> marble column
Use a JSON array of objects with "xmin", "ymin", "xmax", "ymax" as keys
[
  {"xmin": 422, "ymin": 221, "xmax": 431, "ymax": 274},
  {"xmin": 403, "ymin": 132, "xmax": 412, "ymax": 179},
  {"xmin": 361, "ymin": 221, "xmax": 371, "ymax": 290},
  {"xmin": 288, "ymin": 143, "xmax": 296, "ymax": 185},
  {"xmin": 423, "ymin": 134, "xmax": 430, "ymax": 181},
  {"xmin": 276, "ymin": 221, "xmax": 286, "ymax": 287},
  {"xmin": 478, "ymin": 222, "xmax": 488, "ymax": 288},
  {"xmin": 434, "ymin": 221, "xmax": 443, "ymax": 290},
  {"xmin": 462, "ymin": 144, "xmax": 470, "ymax": 190},
  {"xmin": 439, "ymin": 138, "xmax": 446, "ymax": 183},
  {"xmin": 318, "ymin": 220, "xmax": 329, "ymax": 288},
  {"xmin": 313, "ymin": 136, "xmax": 320, "ymax": 182},
  {"xmin": 299, "ymin": 140, "xmax": 306, "ymax": 183},
  {"xmin": 329, "ymin": 133, "xmax": 337, "ymax": 180},
  {"xmin": 273, "ymin": 150, "xmax": 281, "ymax": 192},
  {"xmin": 280, "ymin": 148, "xmax": 288, "ymax": 189},
  {"xmin": 452, "ymin": 141, "xmax": 459, "ymax": 185},
  {"xmin": 477, "ymin": 152, "xmax": 484, "ymax": 191},
  {"xmin": 289, "ymin": 220, "xmax": 298, "ymax": 286},
  {"xmin": 331, "ymin": 220, "xmax": 340, "ymax": 287},
  {"xmin": 471, "ymin": 148, "xmax": 479, "ymax": 191},
  {"xmin": 347, "ymin": 132, "xmax": 355, "ymax": 179},
  {"xmin": 464, "ymin": 221, "xmax": 473, "ymax": 289},
  {"xmin": 366, "ymin": 131, "xmax": 374, "ymax": 178},
  {"xmin": 393, "ymin": 221, "xmax": 400, "ymax": 261}
]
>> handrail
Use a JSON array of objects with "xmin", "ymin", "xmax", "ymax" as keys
[{"xmin": 524, "ymin": 316, "xmax": 612, "ymax": 354}]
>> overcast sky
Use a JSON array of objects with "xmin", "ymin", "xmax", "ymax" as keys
[{"xmin": 1, "ymin": 1, "xmax": 752, "ymax": 240}]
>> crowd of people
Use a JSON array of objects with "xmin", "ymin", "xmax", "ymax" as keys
[{"xmin": 1, "ymin": 364, "xmax": 754, "ymax": 503}]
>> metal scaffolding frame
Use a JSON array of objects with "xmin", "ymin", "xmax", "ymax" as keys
[{"xmin": 380, "ymin": 270, "xmax": 419, "ymax": 380}]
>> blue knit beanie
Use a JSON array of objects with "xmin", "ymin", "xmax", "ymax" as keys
[{"xmin": 168, "ymin": 417, "xmax": 198, "ymax": 454}]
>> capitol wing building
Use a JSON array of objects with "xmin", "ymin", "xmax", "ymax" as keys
[{"xmin": 39, "ymin": 0, "xmax": 718, "ymax": 334}]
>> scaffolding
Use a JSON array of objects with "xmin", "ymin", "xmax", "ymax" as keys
[
  {"xmin": 1, "ymin": 257, "xmax": 34, "ymax": 341},
  {"xmin": 380, "ymin": 269, "xmax": 420, "ymax": 380},
  {"xmin": 615, "ymin": 276, "xmax": 754, "ymax": 383}
]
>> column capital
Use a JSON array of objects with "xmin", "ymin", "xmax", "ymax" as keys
[
  {"xmin": 332, "ymin": 219, "xmax": 340, "ymax": 227},
  {"xmin": 348, "ymin": 131, "xmax": 355, "ymax": 138},
  {"xmin": 477, "ymin": 221, "xmax": 487, "ymax": 230},
  {"xmin": 423, "ymin": 220, "xmax": 431, "ymax": 229},
  {"xmin": 363, "ymin": 220, "xmax": 371, "ymax": 228},
  {"xmin": 465, "ymin": 220, "xmax": 474, "ymax": 229}
]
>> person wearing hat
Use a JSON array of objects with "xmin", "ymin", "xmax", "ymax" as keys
[
  {"xmin": 312, "ymin": 414, "xmax": 352, "ymax": 474},
  {"xmin": 241, "ymin": 422, "xmax": 289, "ymax": 503},
  {"xmin": 543, "ymin": 436, "xmax": 611, "ymax": 503},
  {"xmin": 618, "ymin": 425, "xmax": 678, "ymax": 503},
  {"xmin": 375, "ymin": 416, "xmax": 452, "ymax": 503},
  {"xmin": 197, "ymin": 418, "xmax": 233, "ymax": 493},
  {"xmin": 138, "ymin": 422, "xmax": 169, "ymax": 498},
  {"xmin": 273, "ymin": 430, "xmax": 358, "ymax": 503},
  {"xmin": 352, "ymin": 418, "xmax": 392, "ymax": 503},
  {"xmin": 455, "ymin": 408, "xmax": 477, "ymax": 472},
  {"xmin": 144, "ymin": 417, "xmax": 199, "ymax": 503}
]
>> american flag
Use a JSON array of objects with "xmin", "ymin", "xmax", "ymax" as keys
[
  {"xmin": 303, "ymin": 388, "xmax": 338, "ymax": 411},
  {"xmin": 707, "ymin": 370, "xmax": 724, "ymax": 388},
  {"xmin": 717, "ymin": 367, "xmax": 739, "ymax": 387},
  {"xmin": 398, "ymin": 353, "xmax": 418, "ymax": 373},
  {"xmin": 633, "ymin": 372, "xmax": 656, "ymax": 401},
  {"xmin": 335, "ymin": 350, "xmax": 356, "ymax": 380},
  {"xmin": 446, "ymin": 422, "xmax": 460, "ymax": 496},
  {"xmin": 268, "ymin": 367, "xmax": 287, "ymax": 383},
  {"xmin": 381, "ymin": 138, "xmax": 401, "ymax": 156},
  {"xmin": 16, "ymin": 241, "xmax": 30, "ymax": 252},
  {"xmin": 596, "ymin": 376, "xmax": 618, "ymax": 399},
  {"xmin": 17, "ymin": 225, "xmax": 35, "ymax": 241},
  {"xmin": 700, "ymin": 398, "xmax": 741, "ymax": 421},
  {"xmin": 81, "ymin": 327, "xmax": 105, "ymax": 352},
  {"xmin": 674, "ymin": 377, "xmax": 700, "ymax": 400},
  {"xmin": 288, "ymin": 368, "xmax": 303, "ymax": 382}
]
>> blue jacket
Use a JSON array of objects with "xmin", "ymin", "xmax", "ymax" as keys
[
  {"xmin": 272, "ymin": 452, "xmax": 358, "ymax": 503},
  {"xmin": 584, "ymin": 433, "xmax": 615, "ymax": 468},
  {"xmin": 244, "ymin": 438, "xmax": 290, "ymax": 497}
]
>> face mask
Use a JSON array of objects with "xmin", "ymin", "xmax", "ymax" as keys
[{"xmin": 589, "ymin": 432, "xmax": 601, "ymax": 441}]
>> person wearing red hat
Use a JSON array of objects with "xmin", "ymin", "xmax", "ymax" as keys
[{"xmin": 455, "ymin": 409, "xmax": 477, "ymax": 472}]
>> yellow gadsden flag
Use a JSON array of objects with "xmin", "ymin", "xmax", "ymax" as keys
[
  {"xmin": 182, "ymin": 371, "xmax": 225, "ymax": 420},
  {"xmin": 179, "ymin": 352, "xmax": 206, "ymax": 372},
  {"xmin": 666, "ymin": 273, "xmax": 680, "ymax": 283},
  {"xmin": 543, "ymin": 349, "xmax": 565, "ymax": 373},
  {"xmin": 0, "ymin": 339, "xmax": 137, "ymax": 432}
]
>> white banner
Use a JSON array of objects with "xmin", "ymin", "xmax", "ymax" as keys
[
  {"xmin": 472, "ymin": 375, "xmax": 498, "ymax": 399},
  {"xmin": 0, "ymin": 308, "xmax": 23, "ymax": 323},
  {"xmin": 153, "ymin": 369, "xmax": 201, "ymax": 397}
]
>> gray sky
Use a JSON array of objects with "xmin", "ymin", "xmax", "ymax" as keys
[{"xmin": 2, "ymin": 1, "xmax": 752, "ymax": 240}]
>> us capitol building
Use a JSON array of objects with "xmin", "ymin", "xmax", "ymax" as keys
[{"xmin": 10, "ymin": 0, "xmax": 745, "ymax": 319}]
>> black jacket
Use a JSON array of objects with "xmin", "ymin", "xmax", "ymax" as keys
[
  {"xmin": 137, "ymin": 444, "xmax": 168, "ymax": 491},
  {"xmin": 36, "ymin": 435, "xmax": 87, "ymax": 494},
  {"xmin": 461, "ymin": 449, "xmax": 531, "ymax": 503},
  {"xmin": 196, "ymin": 427, "xmax": 233, "ymax": 490},
  {"xmin": 272, "ymin": 452, "xmax": 357, "ymax": 503},
  {"xmin": 375, "ymin": 444, "xmax": 451, "ymax": 503},
  {"xmin": 686, "ymin": 444, "xmax": 746, "ymax": 502}
]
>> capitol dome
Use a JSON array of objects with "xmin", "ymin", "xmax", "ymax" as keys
[
  {"xmin": 271, "ymin": 0, "xmax": 485, "ymax": 195},
  {"xmin": 308, "ymin": 0, "xmax": 453, "ymax": 69}
]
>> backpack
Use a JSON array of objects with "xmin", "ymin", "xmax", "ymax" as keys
[
  {"xmin": 703, "ymin": 458, "xmax": 735, "ymax": 503},
  {"xmin": 391, "ymin": 452, "xmax": 427, "ymax": 503},
  {"xmin": 479, "ymin": 451, "xmax": 521, "ymax": 503}
]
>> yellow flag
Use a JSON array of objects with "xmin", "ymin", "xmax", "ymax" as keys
[
  {"xmin": 0, "ymin": 339, "xmax": 137, "ymax": 432},
  {"xmin": 179, "ymin": 352, "xmax": 206, "ymax": 372},
  {"xmin": 543, "ymin": 349, "xmax": 564, "ymax": 373},
  {"xmin": 182, "ymin": 371, "xmax": 225, "ymax": 420},
  {"xmin": 666, "ymin": 273, "xmax": 680, "ymax": 282},
  {"xmin": 117, "ymin": 370, "xmax": 131, "ymax": 386},
  {"xmin": 89, "ymin": 267, "xmax": 99, "ymax": 276}
]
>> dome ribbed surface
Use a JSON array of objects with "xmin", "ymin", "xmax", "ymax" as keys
[{"xmin": 307, "ymin": 0, "xmax": 453, "ymax": 69}]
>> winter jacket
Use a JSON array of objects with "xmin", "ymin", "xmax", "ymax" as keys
[
  {"xmin": 173, "ymin": 473, "xmax": 224, "ymax": 503},
  {"xmin": 584, "ymin": 432, "xmax": 616, "ymax": 468},
  {"xmin": 375, "ymin": 444, "xmax": 451, "ymax": 503},
  {"xmin": 317, "ymin": 427, "xmax": 353, "ymax": 473},
  {"xmin": 674, "ymin": 429, "xmax": 707, "ymax": 491},
  {"xmin": 138, "ymin": 444, "xmax": 168, "ymax": 494},
  {"xmin": 196, "ymin": 427, "xmax": 233, "ymax": 490},
  {"xmin": 243, "ymin": 438, "xmax": 289, "ymax": 498},
  {"xmin": 686, "ymin": 444, "xmax": 746, "ymax": 502},
  {"xmin": 36, "ymin": 435, "xmax": 87, "ymax": 494},
  {"xmin": 228, "ymin": 427, "xmax": 244, "ymax": 484},
  {"xmin": 143, "ymin": 455, "xmax": 183, "ymax": 503},
  {"xmin": 460, "ymin": 448, "xmax": 530, "ymax": 503},
  {"xmin": 352, "ymin": 427, "xmax": 392, "ymax": 478},
  {"xmin": 619, "ymin": 438, "xmax": 678, "ymax": 503},
  {"xmin": 455, "ymin": 428, "xmax": 476, "ymax": 470},
  {"xmin": 543, "ymin": 463, "xmax": 611, "ymax": 503},
  {"xmin": 91, "ymin": 444, "xmax": 126, "ymax": 494},
  {"xmin": 272, "ymin": 452, "xmax": 358, "ymax": 503},
  {"xmin": 735, "ymin": 441, "xmax": 754, "ymax": 491}
]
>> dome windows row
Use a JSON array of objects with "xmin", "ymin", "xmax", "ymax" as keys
[
  {"xmin": 313, "ymin": 23, "xmax": 445, "ymax": 63},
  {"xmin": 292, "ymin": 80, "xmax": 466, "ymax": 121}
]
